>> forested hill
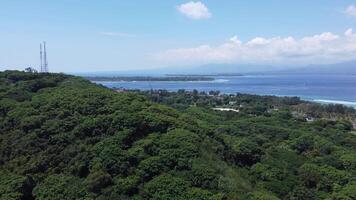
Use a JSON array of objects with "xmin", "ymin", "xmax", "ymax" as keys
[{"xmin": 0, "ymin": 71, "xmax": 355, "ymax": 200}]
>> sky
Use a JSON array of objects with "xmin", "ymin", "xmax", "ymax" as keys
[{"xmin": 1, "ymin": 0, "xmax": 356, "ymax": 72}]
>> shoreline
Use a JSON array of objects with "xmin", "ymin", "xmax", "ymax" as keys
[{"xmin": 311, "ymin": 99, "xmax": 356, "ymax": 108}]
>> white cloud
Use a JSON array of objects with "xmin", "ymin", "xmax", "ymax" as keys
[
  {"xmin": 99, "ymin": 32, "xmax": 135, "ymax": 37},
  {"xmin": 345, "ymin": 28, "xmax": 356, "ymax": 37},
  {"xmin": 345, "ymin": 5, "xmax": 356, "ymax": 17},
  {"xmin": 153, "ymin": 29, "xmax": 356, "ymax": 65},
  {"xmin": 345, "ymin": 28, "xmax": 353, "ymax": 37},
  {"xmin": 308, "ymin": 32, "xmax": 339, "ymax": 41},
  {"xmin": 229, "ymin": 36, "xmax": 242, "ymax": 45},
  {"xmin": 177, "ymin": 1, "xmax": 211, "ymax": 19},
  {"xmin": 246, "ymin": 37, "xmax": 270, "ymax": 46}
]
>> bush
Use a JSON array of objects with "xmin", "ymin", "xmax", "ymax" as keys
[
  {"xmin": 85, "ymin": 169, "xmax": 113, "ymax": 193},
  {"xmin": 33, "ymin": 175, "xmax": 91, "ymax": 200},
  {"xmin": 143, "ymin": 174, "xmax": 190, "ymax": 200},
  {"xmin": 0, "ymin": 171, "xmax": 34, "ymax": 200}
]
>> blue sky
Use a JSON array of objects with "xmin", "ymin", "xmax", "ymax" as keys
[{"xmin": 1, "ymin": 0, "xmax": 356, "ymax": 72}]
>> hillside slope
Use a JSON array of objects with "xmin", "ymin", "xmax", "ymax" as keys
[{"xmin": 0, "ymin": 71, "xmax": 355, "ymax": 200}]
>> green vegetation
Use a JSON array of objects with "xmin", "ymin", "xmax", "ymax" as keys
[{"xmin": 0, "ymin": 71, "xmax": 355, "ymax": 199}]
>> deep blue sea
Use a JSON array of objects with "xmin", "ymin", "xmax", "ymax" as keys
[{"xmin": 94, "ymin": 75, "xmax": 356, "ymax": 108}]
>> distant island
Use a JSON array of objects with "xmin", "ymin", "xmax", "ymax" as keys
[
  {"xmin": 84, "ymin": 76, "xmax": 215, "ymax": 82},
  {"xmin": 166, "ymin": 73, "xmax": 244, "ymax": 77}
]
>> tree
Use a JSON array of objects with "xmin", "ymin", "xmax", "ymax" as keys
[
  {"xmin": 298, "ymin": 164, "xmax": 321, "ymax": 188},
  {"xmin": 225, "ymin": 138, "xmax": 263, "ymax": 166},
  {"xmin": 245, "ymin": 191, "xmax": 280, "ymax": 200},
  {"xmin": 0, "ymin": 171, "xmax": 34, "ymax": 200},
  {"xmin": 33, "ymin": 175, "xmax": 91, "ymax": 200},
  {"xmin": 332, "ymin": 182, "xmax": 356, "ymax": 200},
  {"xmin": 85, "ymin": 169, "xmax": 113, "ymax": 193},
  {"xmin": 143, "ymin": 174, "xmax": 190, "ymax": 200},
  {"xmin": 291, "ymin": 134, "xmax": 315, "ymax": 154},
  {"xmin": 24, "ymin": 67, "xmax": 38, "ymax": 73}
]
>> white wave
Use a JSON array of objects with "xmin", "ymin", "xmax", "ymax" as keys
[
  {"xmin": 213, "ymin": 79, "xmax": 229, "ymax": 83},
  {"xmin": 313, "ymin": 99, "xmax": 356, "ymax": 107}
]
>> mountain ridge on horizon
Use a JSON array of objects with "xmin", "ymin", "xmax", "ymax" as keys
[{"xmin": 73, "ymin": 60, "xmax": 356, "ymax": 76}]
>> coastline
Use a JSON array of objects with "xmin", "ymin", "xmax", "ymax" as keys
[{"xmin": 91, "ymin": 74, "xmax": 356, "ymax": 109}]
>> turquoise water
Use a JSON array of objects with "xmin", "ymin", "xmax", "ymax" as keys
[{"xmin": 94, "ymin": 74, "xmax": 356, "ymax": 107}]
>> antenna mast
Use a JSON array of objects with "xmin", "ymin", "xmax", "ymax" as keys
[
  {"xmin": 43, "ymin": 42, "xmax": 48, "ymax": 73},
  {"xmin": 39, "ymin": 42, "xmax": 49, "ymax": 73},
  {"xmin": 40, "ymin": 44, "xmax": 43, "ymax": 72}
]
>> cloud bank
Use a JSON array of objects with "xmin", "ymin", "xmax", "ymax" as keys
[
  {"xmin": 177, "ymin": 1, "xmax": 211, "ymax": 20},
  {"xmin": 154, "ymin": 29, "xmax": 356, "ymax": 65}
]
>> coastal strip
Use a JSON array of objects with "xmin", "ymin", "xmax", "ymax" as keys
[{"xmin": 84, "ymin": 76, "xmax": 215, "ymax": 82}]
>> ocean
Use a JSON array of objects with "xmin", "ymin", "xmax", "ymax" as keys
[{"xmin": 94, "ymin": 74, "xmax": 356, "ymax": 108}]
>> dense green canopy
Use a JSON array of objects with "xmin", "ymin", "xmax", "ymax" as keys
[{"xmin": 0, "ymin": 71, "xmax": 355, "ymax": 199}]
